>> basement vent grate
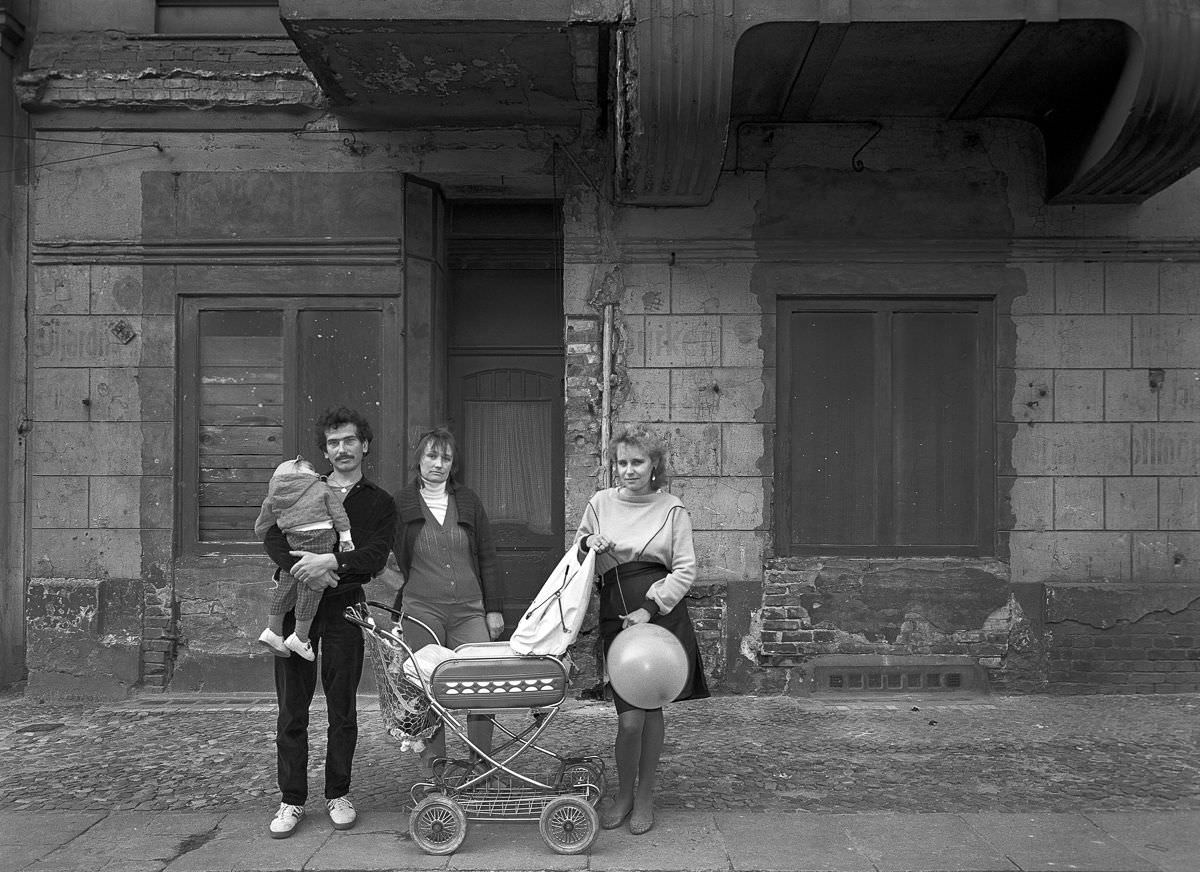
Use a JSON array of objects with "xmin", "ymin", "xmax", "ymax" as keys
[{"xmin": 814, "ymin": 664, "xmax": 981, "ymax": 694}]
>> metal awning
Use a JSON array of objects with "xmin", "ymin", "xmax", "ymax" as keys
[
  {"xmin": 279, "ymin": 1, "xmax": 615, "ymax": 127},
  {"xmin": 280, "ymin": 0, "xmax": 1200, "ymax": 207}
]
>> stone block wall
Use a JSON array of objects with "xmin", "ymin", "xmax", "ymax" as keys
[
  {"xmin": 1000, "ymin": 260, "xmax": 1200, "ymax": 690},
  {"xmin": 562, "ymin": 238, "xmax": 766, "ymax": 692},
  {"xmin": 27, "ymin": 262, "xmax": 174, "ymax": 696},
  {"xmin": 1003, "ymin": 261, "xmax": 1200, "ymax": 584}
]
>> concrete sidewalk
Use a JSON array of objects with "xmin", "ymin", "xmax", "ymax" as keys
[
  {"xmin": 4, "ymin": 690, "xmax": 1199, "ymax": 871},
  {"xmin": 3, "ymin": 808, "xmax": 1200, "ymax": 872}
]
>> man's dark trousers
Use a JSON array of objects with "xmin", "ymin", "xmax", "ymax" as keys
[{"xmin": 275, "ymin": 585, "xmax": 366, "ymax": 804}]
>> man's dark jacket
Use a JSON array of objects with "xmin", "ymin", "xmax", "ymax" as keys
[{"xmin": 263, "ymin": 477, "xmax": 396, "ymax": 600}]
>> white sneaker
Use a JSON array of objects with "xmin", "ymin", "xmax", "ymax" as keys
[
  {"xmin": 269, "ymin": 802, "xmax": 305, "ymax": 838},
  {"xmin": 257, "ymin": 629, "xmax": 290, "ymax": 657},
  {"xmin": 284, "ymin": 633, "xmax": 315, "ymax": 661},
  {"xmin": 327, "ymin": 795, "xmax": 356, "ymax": 830}
]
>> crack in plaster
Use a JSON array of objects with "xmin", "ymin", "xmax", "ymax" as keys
[{"xmin": 1051, "ymin": 595, "xmax": 1200, "ymax": 630}]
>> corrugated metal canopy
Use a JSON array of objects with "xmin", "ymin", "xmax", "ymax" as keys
[{"xmin": 279, "ymin": 0, "xmax": 1200, "ymax": 206}]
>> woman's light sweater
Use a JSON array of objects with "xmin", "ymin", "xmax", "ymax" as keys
[
  {"xmin": 574, "ymin": 487, "xmax": 697, "ymax": 614},
  {"xmin": 419, "ymin": 479, "xmax": 449, "ymax": 525}
]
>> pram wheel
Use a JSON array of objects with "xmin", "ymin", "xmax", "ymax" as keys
[
  {"xmin": 557, "ymin": 762, "xmax": 606, "ymax": 804},
  {"xmin": 408, "ymin": 795, "xmax": 467, "ymax": 855},
  {"xmin": 539, "ymin": 796, "xmax": 599, "ymax": 855}
]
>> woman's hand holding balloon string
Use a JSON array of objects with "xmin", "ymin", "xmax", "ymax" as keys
[{"xmin": 620, "ymin": 607, "xmax": 652, "ymax": 629}]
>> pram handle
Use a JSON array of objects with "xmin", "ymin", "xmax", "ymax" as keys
[
  {"xmin": 343, "ymin": 599, "xmax": 400, "ymax": 627},
  {"xmin": 343, "ymin": 600, "xmax": 387, "ymax": 631},
  {"xmin": 343, "ymin": 601, "xmax": 440, "ymax": 656}
]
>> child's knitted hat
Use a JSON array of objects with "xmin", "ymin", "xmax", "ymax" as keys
[{"xmin": 272, "ymin": 455, "xmax": 316, "ymax": 478}]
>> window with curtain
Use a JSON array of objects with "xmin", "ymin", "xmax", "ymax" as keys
[
  {"xmin": 462, "ymin": 400, "xmax": 554, "ymax": 535},
  {"xmin": 775, "ymin": 297, "xmax": 995, "ymax": 556}
]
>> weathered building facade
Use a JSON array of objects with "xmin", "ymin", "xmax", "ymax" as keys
[
  {"xmin": 0, "ymin": 0, "xmax": 28, "ymax": 692},
  {"xmin": 5, "ymin": 0, "xmax": 1200, "ymax": 699}
]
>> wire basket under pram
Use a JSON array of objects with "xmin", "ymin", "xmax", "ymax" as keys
[
  {"xmin": 357, "ymin": 606, "xmax": 440, "ymax": 747},
  {"xmin": 346, "ymin": 601, "xmax": 606, "ymax": 856}
]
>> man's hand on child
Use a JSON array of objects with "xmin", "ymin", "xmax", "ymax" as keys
[
  {"xmin": 302, "ymin": 571, "xmax": 339, "ymax": 591},
  {"xmin": 289, "ymin": 551, "xmax": 340, "ymax": 589}
]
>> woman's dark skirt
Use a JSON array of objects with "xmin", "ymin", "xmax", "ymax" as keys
[{"xmin": 599, "ymin": 561, "xmax": 710, "ymax": 712}]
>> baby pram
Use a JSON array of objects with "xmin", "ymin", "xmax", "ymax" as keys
[{"xmin": 345, "ymin": 548, "xmax": 603, "ymax": 856}]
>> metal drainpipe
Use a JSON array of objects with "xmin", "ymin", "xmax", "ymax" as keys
[{"xmin": 600, "ymin": 303, "xmax": 614, "ymax": 489}]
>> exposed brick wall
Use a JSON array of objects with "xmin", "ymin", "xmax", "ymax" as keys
[
  {"xmin": 688, "ymin": 581, "xmax": 727, "ymax": 686},
  {"xmin": 564, "ymin": 314, "xmax": 605, "ymax": 526},
  {"xmin": 1048, "ymin": 612, "xmax": 1200, "ymax": 693},
  {"xmin": 755, "ymin": 559, "xmax": 1025, "ymax": 666},
  {"xmin": 139, "ymin": 596, "xmax": 177, "ymax": 692},
  {"xmin": 1045, "ymin": 583, "xmax": 1200, "ymax": 693}
]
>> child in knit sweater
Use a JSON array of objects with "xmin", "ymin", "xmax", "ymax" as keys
[{"xmin": 253, "ymin": 456, "xmax": 354, "ymax": 660}]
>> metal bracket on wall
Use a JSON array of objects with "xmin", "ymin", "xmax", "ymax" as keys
[{"xmin": 852, "ymin": 122, "xmax": 883, "ymax": 172}]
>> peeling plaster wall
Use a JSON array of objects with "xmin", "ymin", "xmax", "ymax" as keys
[{"xmin": 26, "ymin": 577, "xmax": 142, "ymax": 699}]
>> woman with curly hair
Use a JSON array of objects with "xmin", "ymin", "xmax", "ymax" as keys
[{"xmin": 573, "ymin": 425, "xmax": 709, "ymax": 835}]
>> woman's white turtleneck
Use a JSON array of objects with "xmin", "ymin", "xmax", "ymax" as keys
[{"xmin": 420, "ymin": 479, "xmax": 449, "ymax": 525}]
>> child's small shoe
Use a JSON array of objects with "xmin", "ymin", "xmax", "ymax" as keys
[
  {"xmin": 284, "ymin": 633, "xmax": 315, "ymax": 661},
  {"xmin": 258, "ymin": 629, "xmax": 290, "ymax": 657}
]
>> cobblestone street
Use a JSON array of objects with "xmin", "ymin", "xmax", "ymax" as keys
[{"xmin": 4, "ymin": 691, "xmax": 1199, "ymax": 816}]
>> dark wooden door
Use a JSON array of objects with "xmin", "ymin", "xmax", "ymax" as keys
[
  {"xmin": 445, "ymin": 203, "xmax": 563, "ymax": 631},
  {"xmin": 449, "ymin": 356, "xmax": 563, "ymax": 629}
]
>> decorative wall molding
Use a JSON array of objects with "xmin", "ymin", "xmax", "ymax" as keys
[
  {"xmin": 31, "ymin": 238, "xmax": 402, "ymax": 266},
  {"xmin": 17, "ymin": 69, "xmax": 322, "ymax": 113},
  {"xmin": 565, "ymin": 236, "xmax": 1200, "ymax": 264}
]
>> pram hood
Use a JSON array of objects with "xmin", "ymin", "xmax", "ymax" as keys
[{"xmin": 508, "ymin": 546, "xmax": 596, "ymax": 657}]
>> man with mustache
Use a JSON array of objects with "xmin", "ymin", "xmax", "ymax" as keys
[{"xmin": 260, "ymin": 406, "xmax": 397, "ymax": 838}]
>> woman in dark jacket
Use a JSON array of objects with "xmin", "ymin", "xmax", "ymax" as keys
[{"xmin": 391, "ymin": 426, "xmax": 504, "ymax": 769}]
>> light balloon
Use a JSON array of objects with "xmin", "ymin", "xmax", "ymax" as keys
[{"xmin": 607, "ymin": 623, "xmax": 688, "ymax": 709}]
